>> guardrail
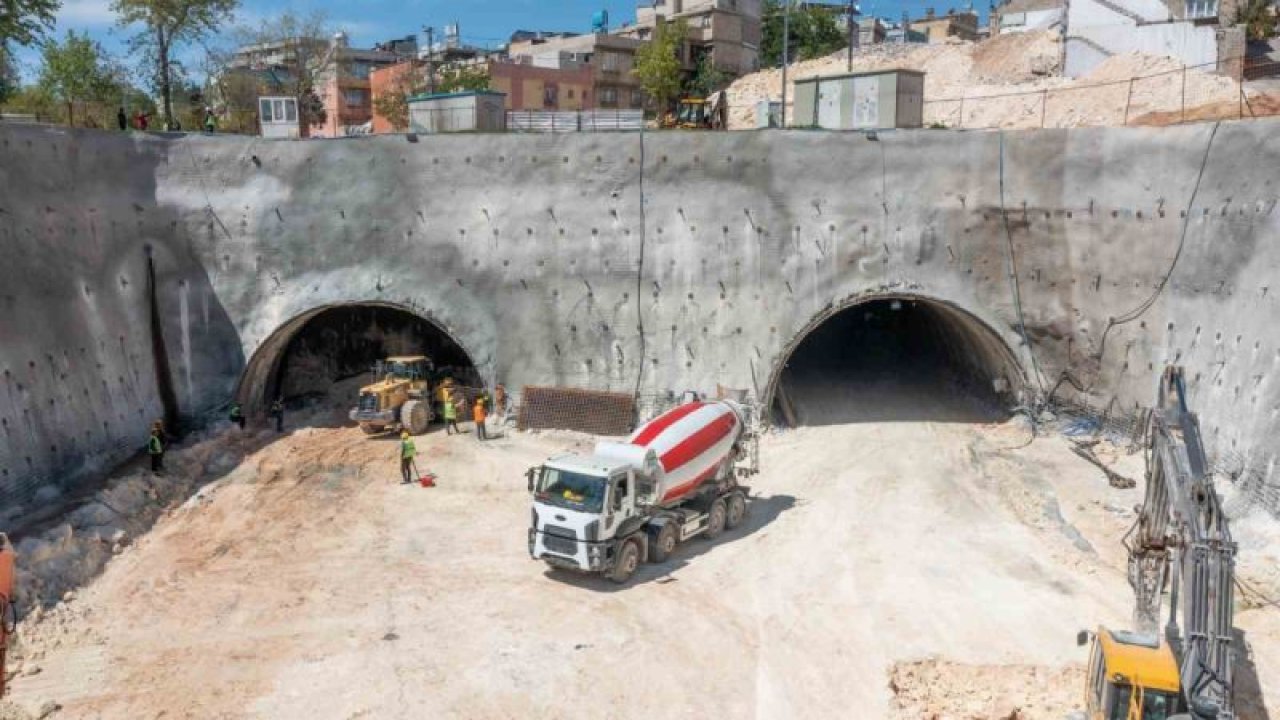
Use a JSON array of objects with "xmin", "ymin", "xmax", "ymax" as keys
[{"xmin": 507, "ymin": 109, "xmax": 643, "ymax": 133}]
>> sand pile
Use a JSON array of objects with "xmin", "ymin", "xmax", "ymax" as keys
[{"xmin": 725, "ymin": 32, "xmax": 1266, "ymax": 130}]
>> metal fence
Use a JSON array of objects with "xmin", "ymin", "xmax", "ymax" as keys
[
  {"xmin": 921, "ymin": 57, "xmax": 1280, "ymax": 131},
  {"xmin": 506, "ymin": 109, "xmax": 644, "ymax": 133}
]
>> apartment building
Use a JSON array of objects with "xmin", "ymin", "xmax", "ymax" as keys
[
  {"xmin": 623, "ymin": 0, "xmax": 764, "ymax": 77},
  {"xmin": 507, "ymin": 33, "xmax": 647, "ymax": 109}
]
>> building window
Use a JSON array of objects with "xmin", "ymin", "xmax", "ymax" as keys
[
  {"xmin": 599, "ymin": 86, "xmax": 618, "ymax": 106},
  {"xmin": 259, "ymin": 97, "xmax": 298, "ymax": 123},
  {"xmin": 544, "ymin": 84, "xmax": 559, "ymax": 107},
  {"xmin": 630, "ymin": 89, "xmax": 644, "ymax": 108},
  {"xmin": 567, "ymin": 88, "xmax": 575, "ymax": 99},
  {"xmin": 600, "ymin": 51, "xmax": 621, "ymax": 71},
  {"xmin": 348, "ymin": 61, "xmax": 372, "ymax": 79},
  {"xmin": 1185, "ymin": 0, "xmax": 1217, "ymax": 17},
  {"xmin": 344, "ymin": 89, "xmax": 368, "ymax": 108}
]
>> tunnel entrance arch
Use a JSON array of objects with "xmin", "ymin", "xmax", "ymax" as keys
[
  {"xmin": 766, "ymin": 294, "xmax": 1026, "ymax": 427},
  {"xmin": 235, "ymin": 302, "xmax": 483, "ymax": 418}
]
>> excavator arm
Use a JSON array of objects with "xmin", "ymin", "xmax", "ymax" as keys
[{"xmin": 1125, "ymin": 366, "xmax": 1237, "ymax": 719}]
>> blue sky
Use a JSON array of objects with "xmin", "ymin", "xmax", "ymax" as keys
[{"xmin": 12, "ymin": 0, "xmax": 985, "ymax": 83}]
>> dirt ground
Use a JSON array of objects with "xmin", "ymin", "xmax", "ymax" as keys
[{"xmin": 3, "ymin": 404, "xmax": 1278, "ymax": 719}]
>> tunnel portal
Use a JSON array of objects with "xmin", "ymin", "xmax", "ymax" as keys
[{"xmin": 771, "ymin": 296, "xmax": 1023, "ymax": 426}]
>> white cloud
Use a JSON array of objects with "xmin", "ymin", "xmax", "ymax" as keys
[{"xmin": 56, "ymin": 0, "xmax": 117, "ymax": 27}]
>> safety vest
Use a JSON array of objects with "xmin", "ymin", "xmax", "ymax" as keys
[
  {"xmin": 401, "ymin": 439, "xmax": 416, "ymax": 460},
  {"xmin": 148, "ymin": 435, "xmax": 163, "ymax": 455},
  {"xmin": 474, "ymin": 403, "xmax": 487, "ymax": 423},
  {"xmin": 443, "ymin": 400, "xmax": 457, "ymax": 420},
  {"xmin": 229, "ymin": 404, "xmax": 242, "ymax": 418}
]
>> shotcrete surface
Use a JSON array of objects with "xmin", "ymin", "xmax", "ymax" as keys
[{"xmin": 5, "ymin": 406, "xmax": 1278, "ymax": 718}]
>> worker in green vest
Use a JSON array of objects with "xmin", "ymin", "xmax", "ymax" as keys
[
  {"xmin": 443, "ymin": 392, "xmax": 460, "ymax": 435},
  {"xmin": 148, "ymin": 427, "xmax": 165, "ymax": 473},
  {"xmin": 399, "ymin": 430, "xmax": 418, "ymax": 484}
]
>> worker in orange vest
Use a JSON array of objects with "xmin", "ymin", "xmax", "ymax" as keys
[{"xmin": 473, "ymin": 397, "xmax": 488, "ymax": 441}]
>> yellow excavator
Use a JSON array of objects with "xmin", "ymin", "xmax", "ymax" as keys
[
  {"xmin": 1, "ymin": 533, "xmax": 14, "ymax": 698},
  {"xmin": 1078, "ymin": 366, "xmax": 1236, "ymax": 720},
  {"xmin": 348, "ymin": 356, "xmax": 434, "ymax": 435}
]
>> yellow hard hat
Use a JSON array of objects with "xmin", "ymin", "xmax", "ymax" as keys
[{"xmin": 401, "ymin": 430, "xmax": 410, "ymax": 439}]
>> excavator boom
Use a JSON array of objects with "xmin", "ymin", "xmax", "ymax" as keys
[{"xmin": 1125, "ymin": 366, "xmax": 1236, "ymax": 719}]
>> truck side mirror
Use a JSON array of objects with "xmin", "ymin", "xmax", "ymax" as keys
[
  {"xmin": 526, "ymin": 467, "xmax": 536, "ymax": 493},
  {"xmin": 1076, "ymin": 629, "xmax": 1090, "ymax": 647}
]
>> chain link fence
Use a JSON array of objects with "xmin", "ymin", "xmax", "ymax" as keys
[{"xmin": 923, "ymin": 57, "xmax": 1280, "ymax": 131}]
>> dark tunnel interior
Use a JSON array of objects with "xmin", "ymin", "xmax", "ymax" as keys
[
  {"xmin": 772, "ymin": 297, "xmax": 1021, "ymax": 426},
  {"xmin": 266, "ymin": 305, "xmax": 480, "ymax": 404}
]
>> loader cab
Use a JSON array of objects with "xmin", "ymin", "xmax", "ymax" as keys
[{"xmin": 1080, "ymin": 628, "xmax": 1185, "ymax": 720}]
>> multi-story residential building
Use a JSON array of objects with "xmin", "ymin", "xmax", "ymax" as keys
[
  {"xmin": 310, "ymin": 33, "xmax": 404, "ymax": 136},
  {"xmin": 909, "ymin": 8, "xmax": 983, "ymax": 42},
  {"xmin": 508, "ymin": 33, "xmax": 647, "ymax": 109},
  {"xmin": 622, "ymin": 0, "xmax": 764, "ymax": 77},
  {"xmin": 227, "ymin": 32, "xmax": 408, "ymax": 137}
]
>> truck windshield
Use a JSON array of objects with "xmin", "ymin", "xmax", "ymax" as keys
[{"xmin": 535, "ymin": 468, "xmax": 606, "ymax": 513}]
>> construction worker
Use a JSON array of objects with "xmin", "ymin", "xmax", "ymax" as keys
[
  {"xmin": 443, "ymin": 392, "xmax": 460, "ymax": 435},
  {"xmin": 203, "ymin": 108, "xmax": 217, "ymax": 133},
  {"xmin": 147, "ymin": 426, "xmax": 164, "ymax": 473},
  {"xmin": 399, "ymin": 430, "xmax": 417, "ymax": 484},
  {"xmin": 270, "ymin": 397, "xmax": 284, "ymax": 432},
  {"xmin": 229, "ymin": 401, "xmax": 245, "ymax": 430},
  {"xmin": 473, "ymin": 397, "xmax": 488, "ymax": 441}
]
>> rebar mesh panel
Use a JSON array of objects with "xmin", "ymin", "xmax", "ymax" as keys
[{"xmin": 517, "ymin": 386, "xmax": 636, "ymax": 436}]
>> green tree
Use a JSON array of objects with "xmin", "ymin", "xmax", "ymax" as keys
[
  {"xmin": 230, "ymin": 11, "xmax": 330, "ymax": 135},
  {"xmin": 0, "ymin": 0, "xmax": 60, "ymax": 47},
  {"xmin": 437, "ymin": 64, "xmax": 489, "ymax": 93},
  {"xmin": 1236, "ymin": 0, "xmax": 1277, "ymax": 41},
  {"xmin": 38, "ymin": 30, "xmax": 117, "ymax": 126},
  {"xmin": 760, "ymin": 0, "xmax": 848, "ymax": 67},
  {"xmin": 687, "ymin": 53, "xmax": 729, "ymax": 97},
  {"xmin": 112, "ymin": 0, "xmax": 238, "ymax": 131},
  {"xmin": 633, "ymin": 17, "xmax": 687, "ymax": 113}
]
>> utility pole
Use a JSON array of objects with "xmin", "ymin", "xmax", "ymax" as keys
[
  {"xmin": 781, "ymin": 0, "xmax": 791, "ymax": 128},
  {"xmin": 424, "ymin": 25, "xmax": 437, "ymax": 94},
  {"xmin": 847, "ymin": 0, "xmax": 857, "ymax": 71}
]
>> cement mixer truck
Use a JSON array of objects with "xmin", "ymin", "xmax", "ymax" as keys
[{"xmin": 527, "ymin": 399, "xmax": 756, "ymax": 584}]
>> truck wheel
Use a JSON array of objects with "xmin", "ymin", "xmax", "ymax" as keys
[
  {"xmin": 608, "ymin": 539, "xmax": 641, "ymax": 584},
  {"xmin": 648, "ymin": 522, "xmax": 678, "ymax": 564},
  {"xmin": 401, "ymin": 400, "xmax": 429, "ymax": 435},
  {"xmin": 725, "ymin": 492, "xmax": 747, "ymax": 530},
  {"xmin": 705, "ymin": 498, "xmax": 727, "ymax": 540}
]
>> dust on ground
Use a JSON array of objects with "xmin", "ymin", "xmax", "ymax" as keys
[{"xmin": 3, "ymin": 407, "xmax": 1278, "ymax": 718}]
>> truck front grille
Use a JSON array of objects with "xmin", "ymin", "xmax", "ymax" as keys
[
  {"xmin": 543, "ymin": 525, "xmax": 578, "ymax": 556},
  {"xmin": 358, "ymin": 393, "xmax": 378, "ymax": 412}
]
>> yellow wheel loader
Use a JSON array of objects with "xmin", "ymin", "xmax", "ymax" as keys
[{"xmin": 349, "ymin": 356, "xmax": 434, "ymax": 436}]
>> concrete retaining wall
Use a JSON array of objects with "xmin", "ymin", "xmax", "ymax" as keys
[{"xmin": 2, "ymin": 121, "xmax": 1279, "ymax": 516}]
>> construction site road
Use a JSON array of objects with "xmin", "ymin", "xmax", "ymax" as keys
[{"xmin": 3, "ymin": 408, "xmax": 1278, "ymax": 719}]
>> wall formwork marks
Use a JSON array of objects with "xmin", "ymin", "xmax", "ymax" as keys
[{"xmin": 1, "ymin": 122, "xmax": 1279, "ymax": 515}]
